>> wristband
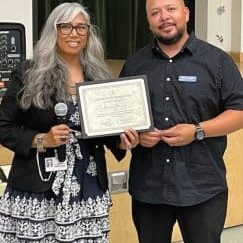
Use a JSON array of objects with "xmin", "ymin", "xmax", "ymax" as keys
[{"xmin": 36, "ymin": 133, "xmax": 46, "ymax": 153}]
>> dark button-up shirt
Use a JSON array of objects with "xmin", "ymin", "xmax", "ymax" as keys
[{"xmin": 120, "ymin": 34, "xmax": 243, "ymax": 206}]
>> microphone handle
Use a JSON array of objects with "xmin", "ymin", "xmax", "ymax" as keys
[
  {"xmin": 58, "ymin": 144, "xmax": 66, "ymax": 162},
  {"xmin": 57, "ymin": 116, "xmax": 66, "ymax": 124},
  {"xmin": 57, "ymin": 116, "xmax": 67, "ymax": 162}
]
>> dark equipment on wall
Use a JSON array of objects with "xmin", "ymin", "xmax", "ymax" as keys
[{"xmin": 0, "ymin": 23, "xmax": 26, "ymax": 101}]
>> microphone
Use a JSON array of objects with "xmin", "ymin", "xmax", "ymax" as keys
[{"xmin": 54, "ymin": 102, "xmax": 68, "ymax": 162}]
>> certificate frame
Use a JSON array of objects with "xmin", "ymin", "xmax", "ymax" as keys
[{"xmin": 76, "ymin": 75, "xmax": 153, "ymax": 138}]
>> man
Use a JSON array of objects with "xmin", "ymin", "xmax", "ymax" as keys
[{"xmin": 119, "ymin": 0, "xmax": 243, "ymax": 242}]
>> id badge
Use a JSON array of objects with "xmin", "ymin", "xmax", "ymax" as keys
[{"xmin": 45, "ymin": 157, "xmax": 67, "ymax": 172}]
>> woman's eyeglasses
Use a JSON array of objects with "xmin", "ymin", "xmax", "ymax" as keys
[{"xmin": 57, "ymin": 23, "xmax": 90, "ymax": 36}]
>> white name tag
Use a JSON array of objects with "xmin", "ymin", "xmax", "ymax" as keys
[
  {"xmin": 45, "ymin": 157, "xmax": 67, "ymax": 172},
  {"xmin": 178, "ymin": 76, "xmax": 197, "ymax": 82}
]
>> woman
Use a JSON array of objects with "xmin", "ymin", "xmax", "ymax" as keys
[{"xmin": 0, "ymin": 3, "xmax": 138, "ymax": 242}]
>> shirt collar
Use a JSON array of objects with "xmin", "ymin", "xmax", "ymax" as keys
[{"xmin": 152, "ymin": 32, "xmax": 198, "ymax": 57}]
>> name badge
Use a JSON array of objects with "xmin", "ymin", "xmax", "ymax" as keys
[
  {"xmin": 45, "ymin": 157, "xmax": 67, "ymax": 172},
  {"xmin": 178, "ymin": 76, "xmax": 197, "ymax": 82}
]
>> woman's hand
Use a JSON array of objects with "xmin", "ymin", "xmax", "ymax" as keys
[
  {"xmin": 119, "ymin": 128, "xmax": 139, "ymax": 150},
  {"xmin": 37, "ymin": 124, "xmax": 71, "ymax": 148}
]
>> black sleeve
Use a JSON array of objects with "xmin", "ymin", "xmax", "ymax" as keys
[
  {"xmin": 119, "ymin": 62, "xmax": 128, "ymax": 78},
  {"xmin": 219, "ymin": 54, "xmax": 243, "ymax": 110},
  {"xmin": 0, "ymin": 67, "xmax": 37, "ymax": 157},
  {"xmin": 89, "ymin": 135, "xmax": 127, "ymax": 161}
]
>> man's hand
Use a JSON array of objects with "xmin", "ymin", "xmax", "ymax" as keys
[
  {"xmin": 160, "ymin": 124, "xmax": 196, "ymax": 147},
  {"xmin": 139, "ymin": 128, "xmax": 161, "ymax": 147}
]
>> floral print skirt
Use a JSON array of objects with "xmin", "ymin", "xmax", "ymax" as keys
[
  {"xmin": 0, "ymin": 187, "xmax": 111, "ymax": 242},
  {"xmin": 0, "ymin": 142, "xmax": 111, "ymax": 243}
]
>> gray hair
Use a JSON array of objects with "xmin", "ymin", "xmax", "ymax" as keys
[{"xmin": 20, "ymin": 2, "xmax": 111, "ymax": 109}]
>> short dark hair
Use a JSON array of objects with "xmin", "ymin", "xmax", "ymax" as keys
[{"xmin": 184, "ymin": 0, "xmax": 189, "ymax": 7}]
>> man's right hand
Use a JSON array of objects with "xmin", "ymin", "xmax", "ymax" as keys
[{"xmin": 139, "ymin": 128, "xmax": 161, "ymax": 147}]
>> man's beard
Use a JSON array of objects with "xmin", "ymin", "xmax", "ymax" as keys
[{"xmin": 156, "ymin": 27, "xmax": 185, "ymax": 45}]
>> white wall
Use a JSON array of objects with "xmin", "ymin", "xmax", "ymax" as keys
[
  {"xmin": 195, "ymin": 0, "xmax": 233, "ymax": 52},
  {"xmin": 207, "ymin": 0, "xmax": 231, "ymax": 51},
  {"xmin": 241, "ymin": 1, "xmax": 243, "ymax": 52},
  {"xmin": 0, "ymin": 0, "xmax": 33, "ymax": 58},
  {"xmin": 231, "ymin": 0, "xmax": 241, "ymax": 52},
  {"xmin": 195, "ymin": 1, "xmax": 208, "ymax": 42}
]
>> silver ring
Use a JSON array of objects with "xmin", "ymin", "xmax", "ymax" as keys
[{"xmin": 60, "ymin": 135, "xmax": 68, "ymax": 141}]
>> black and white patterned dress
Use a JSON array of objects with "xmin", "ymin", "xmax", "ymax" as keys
[{"xmin": 0, "ymin": 99, "xmax": 111, "ymax": 242}]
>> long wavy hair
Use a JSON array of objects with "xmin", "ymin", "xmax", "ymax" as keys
[{"xmin": 20, "ymin": 2, "xmax": 111, "ymax": 109}]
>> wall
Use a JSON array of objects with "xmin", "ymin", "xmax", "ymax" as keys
[
  {"xmin": 194, "ymin": 1, "xmax": 208, "ymax": 41},
  {"xmin": 231, "ymin": 0, "xmax": 241, "ymax": 52},
  {"xmin": 208, "ymin": 0, "xmax": 231, "ymax": 51},
  {"xmin": 196, "ymin": 0, "xmax": 232, "ymax": 52},
  {"xmin": 195, "ymin": 0, "xmax": 243, "ymax": 62},
  {"xmin": 0, "ymin": 0, "xmax": 33, "ymax": 59}
]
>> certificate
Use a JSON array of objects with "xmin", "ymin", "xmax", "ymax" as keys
[{"xmin": 76, "ymin": 75, "xmax": 153, "ymax": 138}]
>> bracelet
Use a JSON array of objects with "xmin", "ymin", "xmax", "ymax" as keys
[{"xmin": 36, "ymin": 133, "xmax": 46, "ymax": 153}]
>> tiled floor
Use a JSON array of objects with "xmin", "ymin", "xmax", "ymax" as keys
[
  {"xmin": 221, "ymin": 225, "xmax": 243, "ymax": 243},
  {"xmin": 174, "ymin": 225, "xmax": 243, "ymax": 243}
]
